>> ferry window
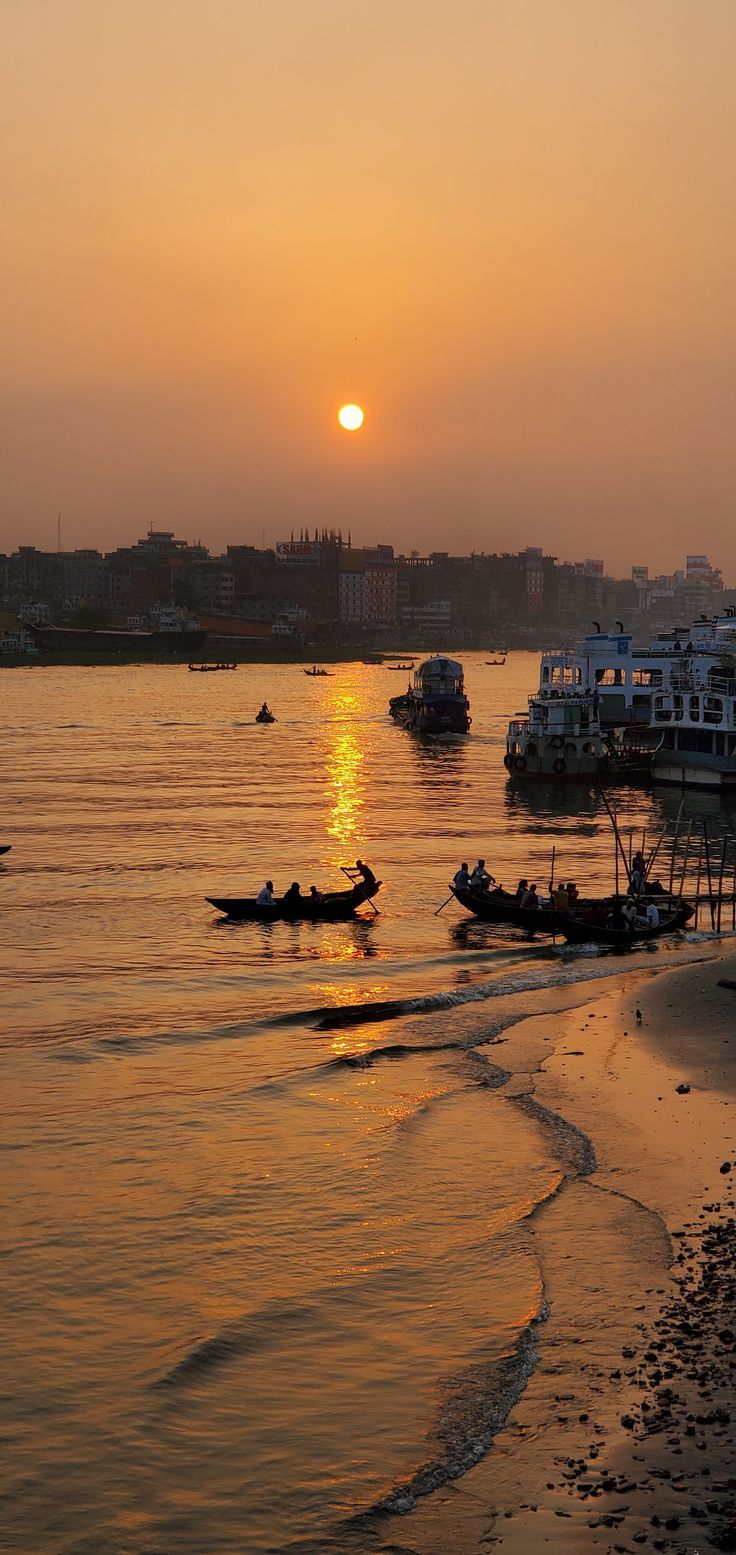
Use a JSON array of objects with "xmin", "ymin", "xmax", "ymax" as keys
[
  {"xmin": 542, "ymin": 666, "xmax": 549, "ymax": 683},
  {"xmin": 689, "ymin": 696, "xmax": 700, "ymax": 722},
  {"xmin": 677, "ymin": 729, "xmax": 714, "ymax": 754},
  {"xmin": 631, "ymin": 669, "xmax": 662, "ymax": 687},
  {"xmin": 595, "ymin": 668, "xmax": 625, "ymax": 686}
]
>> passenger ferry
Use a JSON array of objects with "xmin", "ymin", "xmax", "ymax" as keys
[
  {"xmin": 389, "ymin": 655, "xmax": 471, "ymax": 735},
  {"xmin": 505, "ymin": 684, "xmax": 650, "ymax": 782},
  {"xmin": 533, "ymin": 612, "xmax": 736, "ymax": 791}
]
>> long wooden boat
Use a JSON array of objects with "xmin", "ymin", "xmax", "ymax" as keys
[
  {"xmin": 451, "ymin": 885, "xmax": 566, "ymax": 933},
  {"xmin": 451, "ymin": 884, "xmax": 693, "ymax": 940},
  {"xmin": 189, "ymin": 662, "xmax": 237, "ymax": 672},
  {"xmin": 206, "ymin": 883, "xmax": 379, "ymax": 921},
  {"xmin": 303, "ymin": 667, "xmax": 333, "ymax": 677},
  {"xmin": 560, "ymin": 912, "xmax": 685, "ymax": 945}
]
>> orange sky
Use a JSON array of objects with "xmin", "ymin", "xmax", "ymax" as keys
[{"xmin": 1, "ymin": 0, "xmax": 735, "ymax": 575}]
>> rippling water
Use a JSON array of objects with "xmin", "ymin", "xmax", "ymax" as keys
[{"xmin": 2, "ymin": 654, "xmax": 734, "ymax": 1553}]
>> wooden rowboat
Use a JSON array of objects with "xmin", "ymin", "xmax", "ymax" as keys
[{"xmin": 207, "ymin": 883, "xmax": 380, "ymax": 921}]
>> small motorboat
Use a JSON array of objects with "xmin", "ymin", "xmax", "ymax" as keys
[
  {"xmin": 303, "ymin": 666, "xmax": 333, "ymax": 677},
  {"xmin": 255, "ymin": 709, "xmax": 276, "ymax": 723},
  {"xmin": 207, "ymin": 882, "xmax": 381, "ymax": 921}
]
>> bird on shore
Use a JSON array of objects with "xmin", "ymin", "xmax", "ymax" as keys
[{"xmin": 636, "ymin": 1007, "xmax": 642, "ymax": 1024}]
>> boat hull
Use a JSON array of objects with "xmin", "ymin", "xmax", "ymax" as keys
[
  {"xmin": 451, "ymin": 885, "xmax": 693, "ymax": 940},
  {"xmin": 390, "ymin": 696, "xmax": 470, "ymax": 735}
]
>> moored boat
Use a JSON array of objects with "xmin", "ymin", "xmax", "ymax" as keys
[
  {"xmin": 207, "ymin": 882, "xmax": 379, "ymax": 921},
  {"xmin": 505, "ymin": 678, "xmax": 651, "ymax": 783},
  {"xmin": 450, "ymin": 883, "xmax": 693, "ymax": 940},
  {"xmin": 389, "ymin": 656, "xmax": 471, "ymax": 735}
]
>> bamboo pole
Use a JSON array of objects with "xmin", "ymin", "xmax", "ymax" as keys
[
  {"xmin": 703, "ymin": 820, "xmax": 715, "ymax": 930},
  {"xmin": 678, "ymin": 821, "xmax": 693, "ymax": 902},
  {"xmin": 715, "ymin": 835, "xmax": 728, "ymax": 934},
  {"xmin": 597, "ymin": 783, "xmax": 631, "ymax": 891},
  {"xmin": 693, "ymin": 830, "xmax": 704, "ymax": 930}
]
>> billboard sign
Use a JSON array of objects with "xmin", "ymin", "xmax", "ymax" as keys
[{"xmin": 275, "ymin": 541, "xmax": 320, "ymax": 565}]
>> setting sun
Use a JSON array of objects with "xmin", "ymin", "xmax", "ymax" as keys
[{"xmin": 338, "ymin": 404, "xmax": 364, "ymax": 431}]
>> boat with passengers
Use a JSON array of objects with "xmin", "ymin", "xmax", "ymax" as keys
[{"xmin": 389, "ymin": 655, "xmax": 471, "ymax": 734}]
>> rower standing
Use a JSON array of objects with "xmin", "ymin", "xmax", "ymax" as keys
[{"xmin": 354, "ymin": 859, "xmax": 377, "ymax": 894}]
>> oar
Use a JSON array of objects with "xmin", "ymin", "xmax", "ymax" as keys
[
  {"xmin": 340, "ymin": 864, "xmax": 380, "ymax": 914},
  {"xmin": 435, "ymin": 888, "xmax": 456, "ymax": 916}
]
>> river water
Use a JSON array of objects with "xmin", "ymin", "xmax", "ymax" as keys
[{"xmin": 2, "ymin": 654, "xmax": 734, "ymax": 1554}]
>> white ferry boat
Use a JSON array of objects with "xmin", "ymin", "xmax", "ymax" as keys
[
  {"xmin": 505, "ymin": 683, "xmax": 650, "ymax": 782},
  {"xmin": 535, "ymin": 612, "xmax": 736, "ymax": 790}
]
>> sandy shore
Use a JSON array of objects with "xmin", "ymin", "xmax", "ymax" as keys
[{"xmin": 388, "ymin": 948, "xmax": 736, "ymax": 1555}]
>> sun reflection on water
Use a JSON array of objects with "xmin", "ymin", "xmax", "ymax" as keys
[{"xmin": 324, "ymin": 689, "xmax": 367, "ymax": 858}]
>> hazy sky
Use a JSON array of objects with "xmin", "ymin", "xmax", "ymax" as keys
[{"xmin": 2, "ymin": 0, "xmax": 735, "ymax": 576}]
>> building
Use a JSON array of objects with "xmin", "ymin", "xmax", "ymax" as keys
[{"xmin": 338, "ymin": 546, "xmax": 396, "ymax": 627}]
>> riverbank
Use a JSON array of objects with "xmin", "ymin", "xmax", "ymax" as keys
[{"xmin": 394, "ymin": 950, "xmax": 735, "ymax": 1555}]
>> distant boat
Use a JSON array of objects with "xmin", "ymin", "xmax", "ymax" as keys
[
  {"xmin": 188, "ymin": 662, "xmax": 237, "ymax": 672},
  {"xmin": 387, "ymin": 663, "xmax": 415, "ymax": 671},
  {"xmin": 255, "ymin": 709, "xmax": 276, "ymax": 723},
  {"xmin": 0, "ymin": 845, "xmax": 11, "ymax": 856},
  {"xmin": 303, "ymin": 666, "xmax": 333, "ymax": 677},
  {"xmin": 485, "ymin": 656, "xmax": 506, "ymax": 665}
]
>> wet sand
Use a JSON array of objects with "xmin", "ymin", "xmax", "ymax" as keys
[{"xmin": 392, "ymin": 949, "xmax": 736, "ymax": 1555}]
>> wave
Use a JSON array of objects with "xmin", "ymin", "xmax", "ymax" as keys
[
  {"xmin": 312, "ymin": 946, "xmax": 716, "ymax": 1032},
  {"xmin": 351, "ymin": 1300, "xmax": 549, "ymax": 1521}
]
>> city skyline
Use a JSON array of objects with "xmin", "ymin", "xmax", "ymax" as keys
[{"xmin": 2, "ymin": 2, "xmax": 735, "ymax": 573}]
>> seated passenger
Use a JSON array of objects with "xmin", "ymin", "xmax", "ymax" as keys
[
  {"xmin": 256, "ymin": 880, "xmax": 275, "ymax": 905},
  {"xmin": 514, "ymin": 878, "xmax": 529, "ymax": 903},
  {"xmin": 551, "ymin": 882, "xmax": 569, "ymax": 913},
  {"xmin": 453, "ymin": 862, "xmax": 471, "ymax": 890},
  {"xmin": 645, "ymin": 899, "xmax": 660, "ymax": 930},
  {"xmin": 470, "ymin": 858, "xmax": 494, "ymax": 891},
  {"xmin": 622, "ymin": 897, "xmax": 638, "ymax": 927},
  {"xmin": 309, "ymin": 884, "xmax": 324, "ymax": 904},
  {"xmin": 566, "ymin": 881, "xmax": 579, "ymax": 906},
  {"xmin": 283, "ymin": 881, "xmax": 302, "ymax": 905},
  {"xmin": 521, "ymin": 883, "xmax": 539, "ymax": 910},
  {"xmin": 608, "ymin": 902, "xmax": 627, "ymax": 931}
]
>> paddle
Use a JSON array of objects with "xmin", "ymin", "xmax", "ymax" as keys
[{"xmin": 435, "ymin": 888, "xmax": 456, "ymax": 916}]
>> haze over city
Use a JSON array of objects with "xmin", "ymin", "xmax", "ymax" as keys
[{"xmin": 2, "ymin": 0, "xmax": 735, "ymax": 573}]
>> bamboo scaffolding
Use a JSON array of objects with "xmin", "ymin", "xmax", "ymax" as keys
[
  {"xmin": 693, "ymin": 830, "xmax": 704, "ymax": 931},
  {"xmin": 715, "ymin": 836, "xmax": 728, "ymax": 935},
  {"xmin": 703, "ymin": 820, "xmax": 715, "ymax": 931}
]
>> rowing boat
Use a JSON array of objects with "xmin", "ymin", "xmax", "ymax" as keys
[
  {"xmin": 450, "ymin": 884, "xmax": 693, "ymax": 940},
  {"xmin": 206, "ymin": 882, "xmax": 380, "ymax": 921}
]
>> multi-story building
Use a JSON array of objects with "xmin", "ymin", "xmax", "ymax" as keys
[{"xmin": 338, "ymin": 546, "xmax": 396, "ymax": 627}]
